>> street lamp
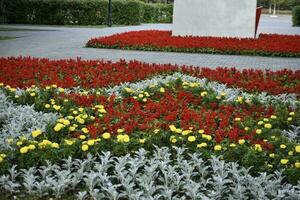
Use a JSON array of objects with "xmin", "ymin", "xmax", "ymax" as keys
[{"xmin": 107, "ymin": 0, "xmax": 112, "ymax": 27}]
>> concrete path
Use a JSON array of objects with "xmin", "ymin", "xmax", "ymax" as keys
[{"xmin": 0, "ymin": 15, "xmax": 300, "ymax": 70}]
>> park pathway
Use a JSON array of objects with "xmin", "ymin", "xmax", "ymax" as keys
[{"xmin": 0, "ymin": 15, "xmax": 300, "ymax": 70}]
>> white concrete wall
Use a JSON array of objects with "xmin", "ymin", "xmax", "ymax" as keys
[{"xmin": 172, "ymin": 0, "xmax": 257, "ymax": 38}]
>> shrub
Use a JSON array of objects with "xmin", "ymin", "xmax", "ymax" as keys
[
  {"xmin": 1, "ymin": 0, "xmax": 173, "ymax": 25},
  {"xmin": 292, "ymin": 6, "xmax": 300, "ymax": 26}
]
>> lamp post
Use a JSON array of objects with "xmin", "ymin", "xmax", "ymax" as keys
[{"xmin": 107, "ymin": 0, "xmax": 112, "ymax": 27}]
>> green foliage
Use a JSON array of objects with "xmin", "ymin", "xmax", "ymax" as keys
[
  {"xmin": 292, "ymin": 6, "xmax": 300, "ymax": 26},
  {"xmin": 1, "ymin": 0, "xmax": 173, "ymax": 25},
  {"xmin": 142, "ymin": 3, "xmax": 173, "ymax": 23}
]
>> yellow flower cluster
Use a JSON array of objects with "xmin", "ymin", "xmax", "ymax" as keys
[{"xmin": 0, "ymin": 153, "xmax": 6, "ymax": 162}]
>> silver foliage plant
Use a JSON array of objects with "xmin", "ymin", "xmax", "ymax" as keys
[
  {"xmin": 282, "ymin": 125, "xmax": 300, "ymax": 143},
  {"xmin": 0, "ymin": 91, "xmax": 58, "ymax": 150},
  {"xmin": 0, "ymin": 147, "xmax": 299, "ymax": 200}
]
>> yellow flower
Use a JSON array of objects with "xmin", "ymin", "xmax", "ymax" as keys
[
  {"xmin": 270, "ymin": 115, "xmax": 277, "ymax": 119},
  {"xmin": 269, "ymin": 153, "xmax": 275, "ymax": 158},
  {"xmin": 81, "ymin": 128, "xmax": 89, "ymax": 134},
  {"xmin": 295, "ymin": 162, "xmax": 300, "ymax": 168},
  {"xmin": 31, "ymin": 129, "xmax": 42, "ymax": 138},
  {"xmin": 58, "ymin": 87, "xmax": 64, "ymax": 93},
  {"xmin": 20, "ymin": 147, "xmax": 28, "ymax": 154},
  {"xmin": 0, "ymin": 154, "xmax": 6, "ymax": 158},
  {"xmin": 51, "ymin": 84, "xmax": 57, "ymax": 88},
  {"xmin": 234, "ymin": 118, "xmax": 241, "ymax": 121},
  {"xmin": 53, "ymin": 105, "xmax": 61, "ymax": 111},
  {"xmin": 123, "ymin": 135, "xmax": 130, "ymax": 143},
  {"xmin": 187, "ymin": 136, "xmax": 196, "ymax": 142},
  {"xmin": 30, "ymin": 92, "xmax": 36, "ymax": 97},
  {"xmin": 198, "ymin": 129, "xmax": 204, "ymax": 134},
  {"xmin": 54, "ymin": 123, "xmax": 64, "ymax": 132},
  {"xmin": 69, "ymin": 126, "xmax": 76, "ymax": 132},
  {"xmin": 295, "ymin": 145, "xmax": 300, "ymax": 153},
  {"xmin": 65, "ymin": 140, "xmax": 74, "ymax": 145},
  {"xmin": 263, "ymin": 118, "xmax": 269, "ymax": 122},
  {"xmin": 256, "ymin": 129, "xmax": 262, "ymax": 134},
  {"xmin": 280, "ymin": 144, "xmax": 287, "ymax": 149},
  {"xmin": 78, "ymin": 107, "xmax": 84, "ymax": 112},
  {"xmin": 138, "ymin": 94, "xmax": 144, "ymax": 98},
  {"xmin": 280, "ymin": 159, "xmax": 289, "ymax": 165},
  {"xmin": 76, "ymin": 117, "xmax": 85, "ymax": 124},
  {"xmin": 287, "ymin": 117, "xmax": 293, "ymax": 121},
  {"xmin": 169, "ymin": 125, "xmax": 177, "ymax": 132},
  {"xmin": 254, "ymin": 144, "xmax": 262, "ymax": 152},
  {"xmin": 171, "ymin": 138, "xmax": 177, "ymax": 143},
  {"xmin": 154, "ymin": 129, "xmax": 160, "ymax": 134},
  {"xmin": 6, "ymin": 138, "xmax": 13, "ymax": 144},
  {"xmin": 82, "ymin": 144, "xmax": 89, "ymax": 151},
  {"xmin": 244, "ymin": 127, "xmax": 249, "ymax": 131},
  {"xmin": 139, "ymin": 139, "xmax": 145, "ymax": 144},
  {"xmin": 28, "ymin": 144, "xmax": 36, "ymax": 150},
  {"xmin": 117, "ymin": 134, "xmax": 124, "ymax": 142},
  {"xmin": 264, "ymin": 123, "xmax": 272, "ymax": 129},
  {"xmin": 73, "ymin": 111, "xmax": 78, "ymax": 115},
  {"xmin": 289, "ymin": 112, "xmax": 295, "ymax": 116},
  {"xmin": 182, "ymin": 130, "xmax": 192, "ymax": 135},
  {"xmin": 87, "ymin": 140, "xmax": 95, "ymax": 146},
  {"xmin": 62, "ymin": 119, "xmax": 70, "ymax": 126},
  {"xmin": 214, "ymin": 145, "xmax": 222, "ymax": 151},
  {"xmin": 197, "ymin": 142, "xmax": 207, "ymax": 148},
  {"xmin": 176, "ymin": 128, "xmax": 182, "ymax": 134},
  {"xmin": 16, "ymin": 141, "xmax": 23, "ymax": 146},
  {"xmin": 238, "ymin": 139, "xmax": 245, "ymax": 145},
  {"xmin": 159, "ymin": 87, "xmax": 165, "ymax": 93},
  {"xmin": 79, "ymin": 135, "xmax": 86, "ymax": 140},
  {"xmin": 117, "ymin": 128, "xmax": 124, "ymax": 133},
  {"xmin": 102, "ymin": 132, "xmax": 111, "ymax": 139},
  {"xmin": 267, "ymin": 164, "xmax": 273, "ymax": 168},
  {"xmin": 0, "ymin": 157, "xmax": 3, "ymax": 162},
  {"xmin": 220, "ymin": 92, "xmax": 226, "ymax": 96},
  {"xmin": 51, "ymin": 143, "xmax": 59, "ymax": 149},
  {"xmin": 200, "ymin": 91, "xmax": 207, "ymax": 97},
  {"xmin": 229, "ymin": 143, "xmax": 236, "ymax": 148},
  {"xmin": 45, "ymin": 104, "xmax": 51, "ymax": 108},
  {"xmin": 258, "ymin": 121, "xmax": 264, "ymax": 125},
  {"xmin": 288, "ymin": 151, "xmax": 293, "ymax": 156}
]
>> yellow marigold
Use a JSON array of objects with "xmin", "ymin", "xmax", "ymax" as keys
[
  {"xmin": 87, "ymin": 140, "xmax": 95, "ymax": 146},
  {"xmin": 30, "ymin": 92, "xmax": 36, "ymax": 97},
  {"xmin": 295, "ymin": 162, "xmax": 300, "ymax": 168},
  {"xmin": 295, "ymin": 145, "xmax": 300, "ymax": 153},
  {"xmin": 254, "ymin": 144, "xmax": 262, "ymax": 152},
  {"xmin": 159, "ymin": 87, "xmax": 165, "ymax": 93},
  {"xmin": 287, "ymin": 117, "xmax": 293, "ymax": 121},
  {"xmin": 81, "ymin": 128, "xmax": 89, "ymax": 134},
  {"xmin": 187, "ymin": 136, "xmax": 196, "ymax": 142},
  {"xmin": 280, "ymin": 144, "xmax": 287, "ymax": 149},
  {"xmin": 62, "ymin": 119, "xmax": 70, "ymax": 126},
  {"xmin": 58, "ymin": 87, "xmax": 64, "ymax": 93},
  {"xmin": 198, "ymin": 129, "xmax": 205, "ymax": 134},
  {"xmin": 123, "ymin": 135, "xmax": 130, "ymax": 143},
  {"xmin": 214, "ymin": 145, "xmax": 222, "ymax": 151},
  {"xmin": 51, "ymin": 143, "xmax": 59, "ymax": 149},
  {"xmin": 78, "ymin": 107, "xmax": 84, "ymax": 112},
  {"xmin": 154, "ymin": 129, "xmax": 160, "ymax": 134},
  {"xmin": 289, "ymin": 112, "xmax": 295, "ymax": 116},
  {"xmin": 258, "ymin": 121, "xmax": 264, "ymax": 125},
  {"xmin": 244, "ymin": 127, "xmax": 249, "ymax": 131},
  {"xmin": 82, "ymin": 144, "xmax": 89, "ymax": 151},
  {"xmin": 202, "ymin": 134, "xmax": 212, "ymax": 141},
  {"xmin": 45, "ymin": 104, "xmax": 51, "ymax": 109},
  {"xmin": 28, "ymin": 144, "xmax": 36, "ymax": 150},
  {"xmin": 197, "ymin": 142, "xmax": 208, "ymax": 148},
  {"xmin": 269, "ymin": 153, "xmax": 275, "ymax": 158},
  {"xmin": 0, "ymin": 157, "xmax": 3, "ymax": 162},
  {"xmin": 176, "ymin": 128, "xmax": 182, "ymax": 134},
  {"xmin": 270, "ymin": 115, "xmax": 277, "ymax": 119},
  {"xmin": 263, "ymin": 118, "xmax": 269, "ymax": 122},
  {"xmin": 79, "ymin": 135, "xmax": 86, "ymax": 140},
  {"xmin": 16, "ymin": 141, "xmax": 23, "ymax": 146},
  {"xmin": 264, "ymin": 123, "xmax": 272, "ymax": 129},
  {"xmin": 65, "ymin": 140, "xmax": 74, "ymax": 145},
  {"xmin": 117, "ymin": 128, "xmax": 124, "ymax": 133},
  {"xmin": 69, "ymin": 126, "xmax": 76, "ymax": 132},
  {"xmin": 238, "ymin": 139, "xmax": 245, "ymax": 145},
  {"xmin": 102, "ymin": 132, "xmax": 111, "ymax": 139},
  {"xmin": 229, "ymin": 143, "xmax": 236, "ymax": 148},
  {"xmin": 171, "ymin": 138, "xmax": 177, "ymax": 143},
  {"xmin": 117, "ymin": 134, "xmax": 124, "ymax": 142},
  {"xmin": 182, "ymin": 130, "xmax": 192, "ymax": 135},
  {"xmin": 139, "ymin": 139, "xmax": 145, "ymax": 144},
  {"xmin": 77, "ymin": 118, "xmax": 85, "ymax": 124},
  {"xmin": 288, "ymin": 151, "xmax": 293, "ymax": 156},
  {"xmin": 54, "ymin": 123, "xmax": 64, "ymax": 132},
  {"xmin": 53, "ymin": 105, "xmax": 61, "ymax": 111},
  {"xmin": 200, "ymin": 91, "xmax": 207, "ymax": 97},
  {"xmin": 31, "ymin": 129, "xmax": 42, "ymax": 138},
  {"xmin": 234, "ymin": 118, "xmax": 241, "ymax": 121},
  {"xmin": 280, "ymin": 159, "xmax": 289, "ymax": 165},
  {"xmin": 20, "ymin": 147, "xmax": 28, "ymax": 154},
  {"xmin": 256, "ymin": 129, "xmax": 262, "ymax": 134}
]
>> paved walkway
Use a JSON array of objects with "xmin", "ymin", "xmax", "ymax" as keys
[{"xmin": 0, "ymin": 15, "xmax": 300, "ymax": 70}]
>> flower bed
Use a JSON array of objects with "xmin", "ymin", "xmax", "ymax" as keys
[
  {"xmin": 86, "ymin": 30, "xmax": 300, "ymax": 57},
  {"xmin": 0, "ymin": 57, "xmax": 300, "ymax": 199}
]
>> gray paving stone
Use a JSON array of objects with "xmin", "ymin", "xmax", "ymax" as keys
[{"xmin": 0, "ymin": 15, "xmax": 300, "ymax": 70}]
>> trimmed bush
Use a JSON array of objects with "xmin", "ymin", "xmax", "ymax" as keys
[
  {"xmin": 292, "ymin": 6, "xmax": 300, "ymax": 26},
  {"xmin": 142, "ymin": 3, "xmax": 173, "ymax": 23},
  {"xmin": 1, "ymin": 0, "xmax": 173, "ymax": 25}
]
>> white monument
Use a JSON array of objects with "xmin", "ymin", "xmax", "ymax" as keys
[{"xmin": 172, "ymin": 0, "xmax": 257, "ymax": 38}]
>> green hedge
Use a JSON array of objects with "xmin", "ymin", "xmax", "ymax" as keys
[
  {"xmin": 292, "ymin": 6, "xmax": 300, "ymax": 26},
  {"xmin": 1, "ymin": 0, "xmax": 173, "ymax": 25},
  {"xmin": 142, "ymin": 3, "xmax": 173, "ymax": 23}
]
